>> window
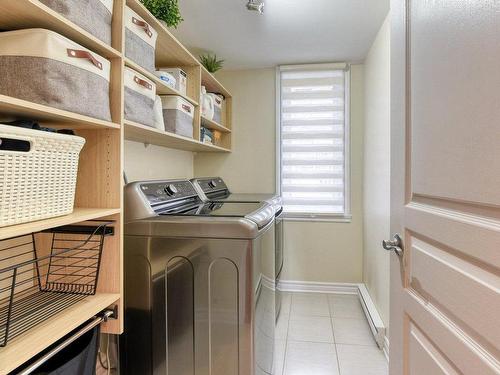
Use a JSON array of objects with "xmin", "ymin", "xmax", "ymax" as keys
[{"xmin": 277, "ymin": 64, "xmax": 350, "ymax": 219}]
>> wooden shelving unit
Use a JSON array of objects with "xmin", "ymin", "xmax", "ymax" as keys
[
  {"xmin": 201, "ymin": 116, "xmax": 232, "ymax": 133},
  {"xmin": 124, "ymin": 0, "xmax": 232, "ymax": 150},
  {"xmin": 0, "ymin": 95, "xmax": 121, "ymax": 130},
  {"xmin": 0, "ymin": 208, "xmax": 121, "ymax": 241},
  {"xmin": 0, "ymin": 0, "xmax": 233, "ymax": 370},
  {"xmin": 125, "ymin": 120, "xmax": 230, "ymax": 152},
  {"xmin": 0, "ymin": 293, "xmax": 120, "ymax": 375},
  {"xmin": 0, "ymin": 0, "xmax": 122, "ymax": 58}
]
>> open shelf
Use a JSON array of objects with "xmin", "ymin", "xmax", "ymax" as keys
[
  {"xmin": 201, "ymin": 116, "xmax": 231, "ymax": 133},
  {"xmin": 125, "ymin": 58, "xmax": 199, "ymax": 106},
  {"xmin": 126, "ymin": 0, "xmax": 199, "ymax": 67},
  {"xmin": 201, "ymin": 66, "xmax": 232, "ymax": 98},
  {"xmin": 0, "ymin": 0, "xmax": 121, "ymax": 59},
  {"xmin": 125, "ymin": 120, "xmax": 230, "ymax": 152},
  {"xmin": 0, "ymin": 95, "xmax": 120, "ymax": 130},
  {"xmin": 0, "ymin": 293, "xmax": 120, "ymax": 375},
  {"xmin": 0, "ymin": 208, "xmax": 121, "ymax": 241}
]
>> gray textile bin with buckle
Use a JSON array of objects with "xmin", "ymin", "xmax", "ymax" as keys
[
  {"xmin": 125, "ymin": 6, "xmax": 158, "ymax": 73},
  {"xmin": 124, "ymin": 67, "xmax": 156, "ymax": 127},
  {"xmin": 161, "ymin": 96, "xmax": 195, "ymax": 138},
  {"xmin": 0, "ymin": 29, "xmax": 112, "ymax": 121},
  {"xmin": 39, "ymin": 0, "xmax": 114, "ymax": 45}
]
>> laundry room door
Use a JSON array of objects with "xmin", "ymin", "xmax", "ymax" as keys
[{"xmin": 389, "ymin": 0, "xmax": 500, "ymax": 374}]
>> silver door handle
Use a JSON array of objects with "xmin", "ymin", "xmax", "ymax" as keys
[{"xmin": 382, "ymin": 234, "xmax": 404, "ymax": 257}]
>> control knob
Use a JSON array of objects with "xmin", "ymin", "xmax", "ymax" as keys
[
  {"xmin": 208, "ymin": 180, "xmax": 218, "ymax": 188},
  {"xmin": 164, "ymin": 184, "xmax": 178, "ymax": 196}
]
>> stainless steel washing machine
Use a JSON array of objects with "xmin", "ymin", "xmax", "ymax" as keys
[
  {"xmin": 122, "ymin": 179, "xmax": 276, "ymax": 375},
  {"xmin": 191, "ymin": 177, "xmax": 284, "ymax": 320}
]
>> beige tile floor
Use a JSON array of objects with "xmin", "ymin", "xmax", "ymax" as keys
[{"xmin": 274, "ymin": 292, "xmax": 388, "ymax": 375}]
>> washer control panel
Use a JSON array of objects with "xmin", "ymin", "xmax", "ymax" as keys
[
  {"xmin": 192, "ymin": 177, "xmax": 228, "ymax": 194},
  {"xmin": 140, "ymin": 180, "xmax": 198, "ymax": 204}
]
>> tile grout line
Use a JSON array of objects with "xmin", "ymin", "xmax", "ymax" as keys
[
  {"xmin": 281, "ymin": 293, "xmax": 293, "ymax": 375},
  {"xmin": 328, "ymin": 295, "xmax": 343, "ymax": 375}
]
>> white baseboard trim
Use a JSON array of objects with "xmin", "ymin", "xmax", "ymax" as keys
[
  {"xmin": 357, "ymin": 284, "xmax": 386, "ymax": 350},
  {"xmin": 278, "ymin": 280, "xmax": 359, "ymax": 294},
  {"xmin": 278, "ymin": 280, "xmax": 387, "ymax": 355},
  {"xmin": 383, "ymin": 335, "xmax": 390, "ymax": 362}
]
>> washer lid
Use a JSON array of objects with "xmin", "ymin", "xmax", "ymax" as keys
[{"xmin": 159, "ymin": 201, "xmax": 275, "ymax": 228}]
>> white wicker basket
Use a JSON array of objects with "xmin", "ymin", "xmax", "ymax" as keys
[{"xmin": 0, "ymin": 124, "xmax": 85, "ymax": 227}]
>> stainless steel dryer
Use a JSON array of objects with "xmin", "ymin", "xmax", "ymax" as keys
[
  {"xmin": 191, "ymin": 177, "xmax": 284, "ymax": 319},
  {"xmin": 122, "ymin": 179, "xmax": 276, "ymax": 375}
]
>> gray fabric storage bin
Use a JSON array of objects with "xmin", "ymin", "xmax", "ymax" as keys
[
  {"xmin": 125, "ymin": 6, "xmax": 158, "ymax": 73},
  {"xmin": 39, "ymin": 0, "xmax": 113, "ymax": 45},
  {"xmin": 161, "ymin": 96, "xmax": 194, "ymax": 138},
  {"xmin": 124, "ymin": 67, "xmax": 156, "ymax": 127},
  {"xmin": 0, "ymin": 29, "xmax": 112, "ymax": 121}
]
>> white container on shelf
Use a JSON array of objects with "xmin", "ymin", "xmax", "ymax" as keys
[
  {"xmin": 154, "ymin": 70, "xmax": 177, "ymax": 90},
  {"xmin": 160, "ymin": 96, "xmax": 194, "ymax": 138},
  {"xmin": 159, "ymin": 68, "xmax": 187, "ymax": 96},
  {"xmin": 201, "ymin": 86, "xmax": 214, "ymax": 120},
  {"xmin": 208, "ymin": 93, "xmax": 224, "ymax": 124},
  {"xmin": 0, "ymin": 124, "xmax": 85, "ymax": 227}
]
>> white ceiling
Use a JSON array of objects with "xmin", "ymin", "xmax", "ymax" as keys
[{"xmin": 172, "ymin": 0, "xmax": 390, "ymax": 70}]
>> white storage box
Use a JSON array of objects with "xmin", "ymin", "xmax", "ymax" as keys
[
  {"xmin": 161, "ymin": 96, "xmax": 194, "ymax": 138},
  {"xmin": 124, "ymin": 67, "xmax": 156, "ymax": 127},
  {"xmin": 39, "ymin": 0, "xmax": 114, "ymax": 45},
  {"xmin": 0, "ymin": 124, "xmax": 85, "ymax": 227},
  {"xmin": 0, "ymin": 29, "xmax": 112, "ymax": 121},
  {"xmin": 154, "ymin": 70, "xmax": 176, "ymax": 90},
  {"xmin": 159, "ymin": 68, "xmax": 187, "ymax": 95},
  {"xmin": 125, "ymin": 6, "xmax": 158, "ymax": 72},
  {"xmin": 209, "ymin": 93, "xmax": 224, "ymax": 124}
]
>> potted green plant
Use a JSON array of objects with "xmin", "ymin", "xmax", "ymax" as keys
[
  {"xmin": 140, "ymin": 0, "xmax": 184, "ymax": 28},
  {"xmin": 200, "ymin": 54, "xmax": 225, "ymax": 73}
]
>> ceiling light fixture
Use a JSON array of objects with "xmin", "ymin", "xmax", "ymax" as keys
[{"xmin": 246, "ymin": 0, "xmax": 264, "ymax": 14}]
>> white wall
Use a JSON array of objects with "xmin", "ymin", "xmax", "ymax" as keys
[
  {"xmin": 194, "ymin": 69, "xmax": 276, "ymax": 193},
  {"xmin": 124, "ymin": 140, "xmax": 194, "ymax": 182},
  {"xmin": 363, "ymin": 15, "xmax": 391, "ymax": 328},
  {"xmin": 195, "ymin": 65, "xmax": 365, "ymax": 283}
]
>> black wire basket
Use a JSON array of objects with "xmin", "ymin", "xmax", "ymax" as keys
[{"xmin": 0, "ymin": 221, "xmax": 114, "ymax": 347}]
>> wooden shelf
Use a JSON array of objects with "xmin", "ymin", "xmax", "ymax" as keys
[
  {"xmin": 0, "ymin": 208, "xmax": 121, "ymax": 241},
  {"xmin": 126, "ymin": 0, "xmax": 199, "ymax": 67},
  {"xmin": 201, "ymin": 66, "xmax": 232, "ymax": 98},
  {"xmin": 0, "ymin": 0, "xmax": 121, "ymax": 59},
  {"xmin": 125, "ymin": 120, "xmax": 230, "ymax": 152},
  {"xmin": 201, "ymin": 116, "xmax": 231, "ymax": 133},
  {"xmin": 0, "ymin": 293, "xmax": 120, "ymax": 375},
  {"xmin": 0, "ymin": 95, "xmax": 120, "ymax": 130},
  {"xmin": 125, "ymin": 58, "xmax": 199, "ymax": 106}
]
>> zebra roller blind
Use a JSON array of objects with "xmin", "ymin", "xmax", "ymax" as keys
[{"xmin": 278, "ymin": 64, "xmax": 349, "ymax": 217}]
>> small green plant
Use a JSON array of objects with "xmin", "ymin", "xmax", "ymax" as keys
[
  {"xmin": 200, "ymin": 54, "xmax": 225, "ymax": 73},
  {"xmin": 140, "ymin": 0, "xmax": 183, "ymax": 28}
]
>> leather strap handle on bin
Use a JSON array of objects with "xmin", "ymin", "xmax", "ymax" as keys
[
  {"xmin": 132, "ymin": 17, "xmax": 153, "ymax": 38},
  {"xmin": 67, "ymin": 49, "xmax": 103, "ymax": 70},
  {"xmin": 134, "ymin": 76, "xmax": 153, "ymax": 90}
]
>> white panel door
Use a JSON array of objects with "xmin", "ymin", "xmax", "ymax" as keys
[{"xmin": 389, "ymin": 1, "xmax": 500, "ymax": 374}]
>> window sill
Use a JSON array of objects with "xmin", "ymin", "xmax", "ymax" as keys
[{"xmin": 283, "ymin": 215, "xmax": 352, "ymax": 223}]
